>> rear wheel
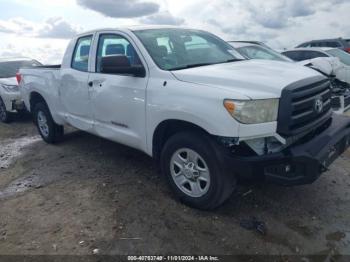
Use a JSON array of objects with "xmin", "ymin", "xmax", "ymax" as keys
[
  {"xmin": 161, "ymin": 131, "xmax": 236, "ymax": 210},
  {"xmin": 33, "ymin": 102, "xmax": 64, "ymax": 143},
  {"xmin": 0, "ymin": 96, "xmax": 12, "ymax": 123}
]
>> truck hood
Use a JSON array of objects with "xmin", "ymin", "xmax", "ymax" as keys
[
  {"xmin": 171, "ymin": 60, "xmax": 323, "ymax": 99},
  {"xmin": 0, "ymin": 77, "xmax": 17, "ymax": 86}
]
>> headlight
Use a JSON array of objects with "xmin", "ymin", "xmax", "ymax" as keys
[
  {"xmin": 224, "ymin": 99, "xmax": 279, "ymax": 124},
  {"xmin": 1, "ymin": 84, "xmax": 19, "ymax": 92}
]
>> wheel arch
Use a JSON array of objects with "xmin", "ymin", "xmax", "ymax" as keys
[
  {"xmin": 29, "ymin": 91, "xmax": 48, "ymax": 112},
  {"xmin": 29, "ymin": 91, "xmax": 65, "ymax": 125},
  {"xmin": 152, "ymin": 119, "xmax": 212, "ymax": 162}
]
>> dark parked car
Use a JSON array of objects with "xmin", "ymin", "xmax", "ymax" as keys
[{"xmin": 296, "ymin": 38, "xmax": 350, "ymax": 53}]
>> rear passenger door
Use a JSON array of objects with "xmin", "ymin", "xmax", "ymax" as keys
[
  {"xmin": 60, "ymin": 35, "xmax": 94, "ymax": 131},
  {"xmin": 88, "ymin": 31, "xmax": 149, "ymax": 151}
]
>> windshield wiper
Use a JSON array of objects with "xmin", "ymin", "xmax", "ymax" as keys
[
  {"xmin": 171, "ymin": 63, "xmax": 215, "ymax": 71},
  {"xmin": 170, "ymin": 59, "xmax": 244, "ymax": 71},
  {"xmin": 221, "ymin": 58, "xmax": 245, "ymax": 63}
]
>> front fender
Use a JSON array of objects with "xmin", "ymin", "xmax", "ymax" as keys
[{"xmin": 146, "ymin": 110, "xmax": 240, "ymax": 156}]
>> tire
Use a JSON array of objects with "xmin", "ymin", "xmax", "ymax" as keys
[
  {"xmin": 160, "ymin": 131, "xmax": 236, "ymax": 210},
  {"xmin": 0, "ymin": 96, "xmax": 12, "ymax": 123},
  {"xmin": 33, "ymin": 102, "xmax": 64, "ymax": 143}
]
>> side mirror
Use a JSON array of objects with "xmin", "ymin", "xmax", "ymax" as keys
[{"xmin": 100, "ymin": 55, "xmax": 146, "ymax": 77}]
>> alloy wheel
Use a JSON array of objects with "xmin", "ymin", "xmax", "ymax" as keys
[
  {"xmin": 170, "ymin": 148, "xmax": 211, "ymax": 198},
  {"xmin": 37, "ymin": 111, "xmax": 49, "ymax": 137}
]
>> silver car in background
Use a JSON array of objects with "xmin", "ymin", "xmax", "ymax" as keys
[
  {"xmin": 282, "ymin": 48, "xmax": 350, "ymax": 114},
  {"xmin": 0, "ymin": 57, "xmax": 42, "ymax": 122},
  {"xmin": 228, "ymin": 41, "xmax": 293, "ymax": 62}
]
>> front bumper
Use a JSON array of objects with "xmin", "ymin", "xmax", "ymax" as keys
[
  {"xmin": 223, "ymin": 114, "xmax": 350, "ymax": 186},
  {"xmin": 1, "ymin": 91, "xmax": 24, "ymax": 112},
  {"xmin": 11, "ymin": 99, "xmax": 25, "ymax": 111},
  {"xmin": 332, "ymin": 93, "xmax": 350, "ymax": 114}
]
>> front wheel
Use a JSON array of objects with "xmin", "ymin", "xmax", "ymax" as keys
[
  {"xmin": 160, "ymin": 131, "xmax": 236, "ymax": 210},
  {"xmin": 0, "ymin": 97, "xmax": 12, "ymax": 123},
  {"xmin": 33, "ymin": 103, "xmax": 64, "ymax": 143}
]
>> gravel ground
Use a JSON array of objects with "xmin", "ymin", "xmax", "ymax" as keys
[{"xmin": 0, "ymin": 113, "xmax": 350, "ymax": 260}]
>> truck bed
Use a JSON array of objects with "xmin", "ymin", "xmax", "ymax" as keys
[{"xmin": 19, "ymin": 66, "xmax": 62, "ymax": 117}]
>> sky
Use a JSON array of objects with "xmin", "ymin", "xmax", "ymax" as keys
[{"xmin": 0, "ymin": 0, "xmax": 349, "ymax": 64}]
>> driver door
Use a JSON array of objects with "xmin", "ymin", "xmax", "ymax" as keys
[{"xmin": 88, "ymin": 32, "xmax": 149, "ymax": 151}]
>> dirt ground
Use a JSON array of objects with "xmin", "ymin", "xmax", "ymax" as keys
[{"xmin": 0, "ymin": 113, "xmax": 350, "ymax": 259}]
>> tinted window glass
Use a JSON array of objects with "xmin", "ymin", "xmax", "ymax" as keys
[
  {"xmin": 311, "ymin": 41, "xmax": 341, "ymax": 48},
  {"xmin": 302, "ymin": 51, "xmax": 328, "ymax": 60},
  {"xmin": 326, "ymin": 41, "xmax": 341, "ymax": 48},
  {"xmin": 0, "ymin": 60, "xmax": 42, "ymax": 78},
  {"xmin": 282, "ymin": 51, "xmax": 305, "ymax": 61},
  {"xmin": 72, "ymin": 36, "xmax": 93, "ymax": 72},
  {"xmin": 316, "ymin": 42, "xmax": 325, "ymax": 47},
  {"xmin": 310, "ymin": 42, "xmax": 320, "ymax": 47},
  {"xmin": 96, "ymin": 34, "xmax": 142, "ymax": 73}
]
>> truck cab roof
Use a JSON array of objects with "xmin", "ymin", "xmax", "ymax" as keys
[{"xmin": 75, "ymin": 25, "xmax": 187, "ymax": 37}]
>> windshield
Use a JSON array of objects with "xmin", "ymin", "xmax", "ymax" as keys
[
  {"xmin": 133, "ymin": 29, "xmax": 244, "ymax": 70},
  {"xmin": 326, "ymin": 49, "xmax": 350, "ymax": 66},
  {"xmin": 237, "ymin": 45, "xmax": 292, "ymax": 62},
  {"xmin": 0, "ymin": 60, "xmax": 42, "ymax": 78}
]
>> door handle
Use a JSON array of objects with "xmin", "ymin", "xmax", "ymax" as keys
[{"xmin": 88, "ymin": 80, "xmax": 104, "ymax": 87}]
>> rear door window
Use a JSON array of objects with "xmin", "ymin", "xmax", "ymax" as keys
[
  {"xmin": 326, "ymin": 41, "xmax": 342, "ymax": 48},
  {"xmin": 72, "ymin": 35, "xmax": 93, "ymax": 72}
]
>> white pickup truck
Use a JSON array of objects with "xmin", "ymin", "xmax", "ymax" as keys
[{"xmin": 19, "ymin": 26, "xmax": 350, "ymax": 209}]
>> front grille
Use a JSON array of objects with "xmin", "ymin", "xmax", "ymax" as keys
[
  {"xmin": 331, "ymin": 96, "xmax": 341, "ymax": 109},
  {"xmin": 277, "ymin": 76, "xmax": 332, "ymax": 136},
  {"xmin": 345, "ymin": 95, "xmax": 350, "ymax": 108}
]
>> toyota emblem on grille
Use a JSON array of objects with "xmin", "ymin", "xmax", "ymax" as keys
[{"xmin": 314, "ymin": 97, "xmax": 323, "ymax": 114}]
